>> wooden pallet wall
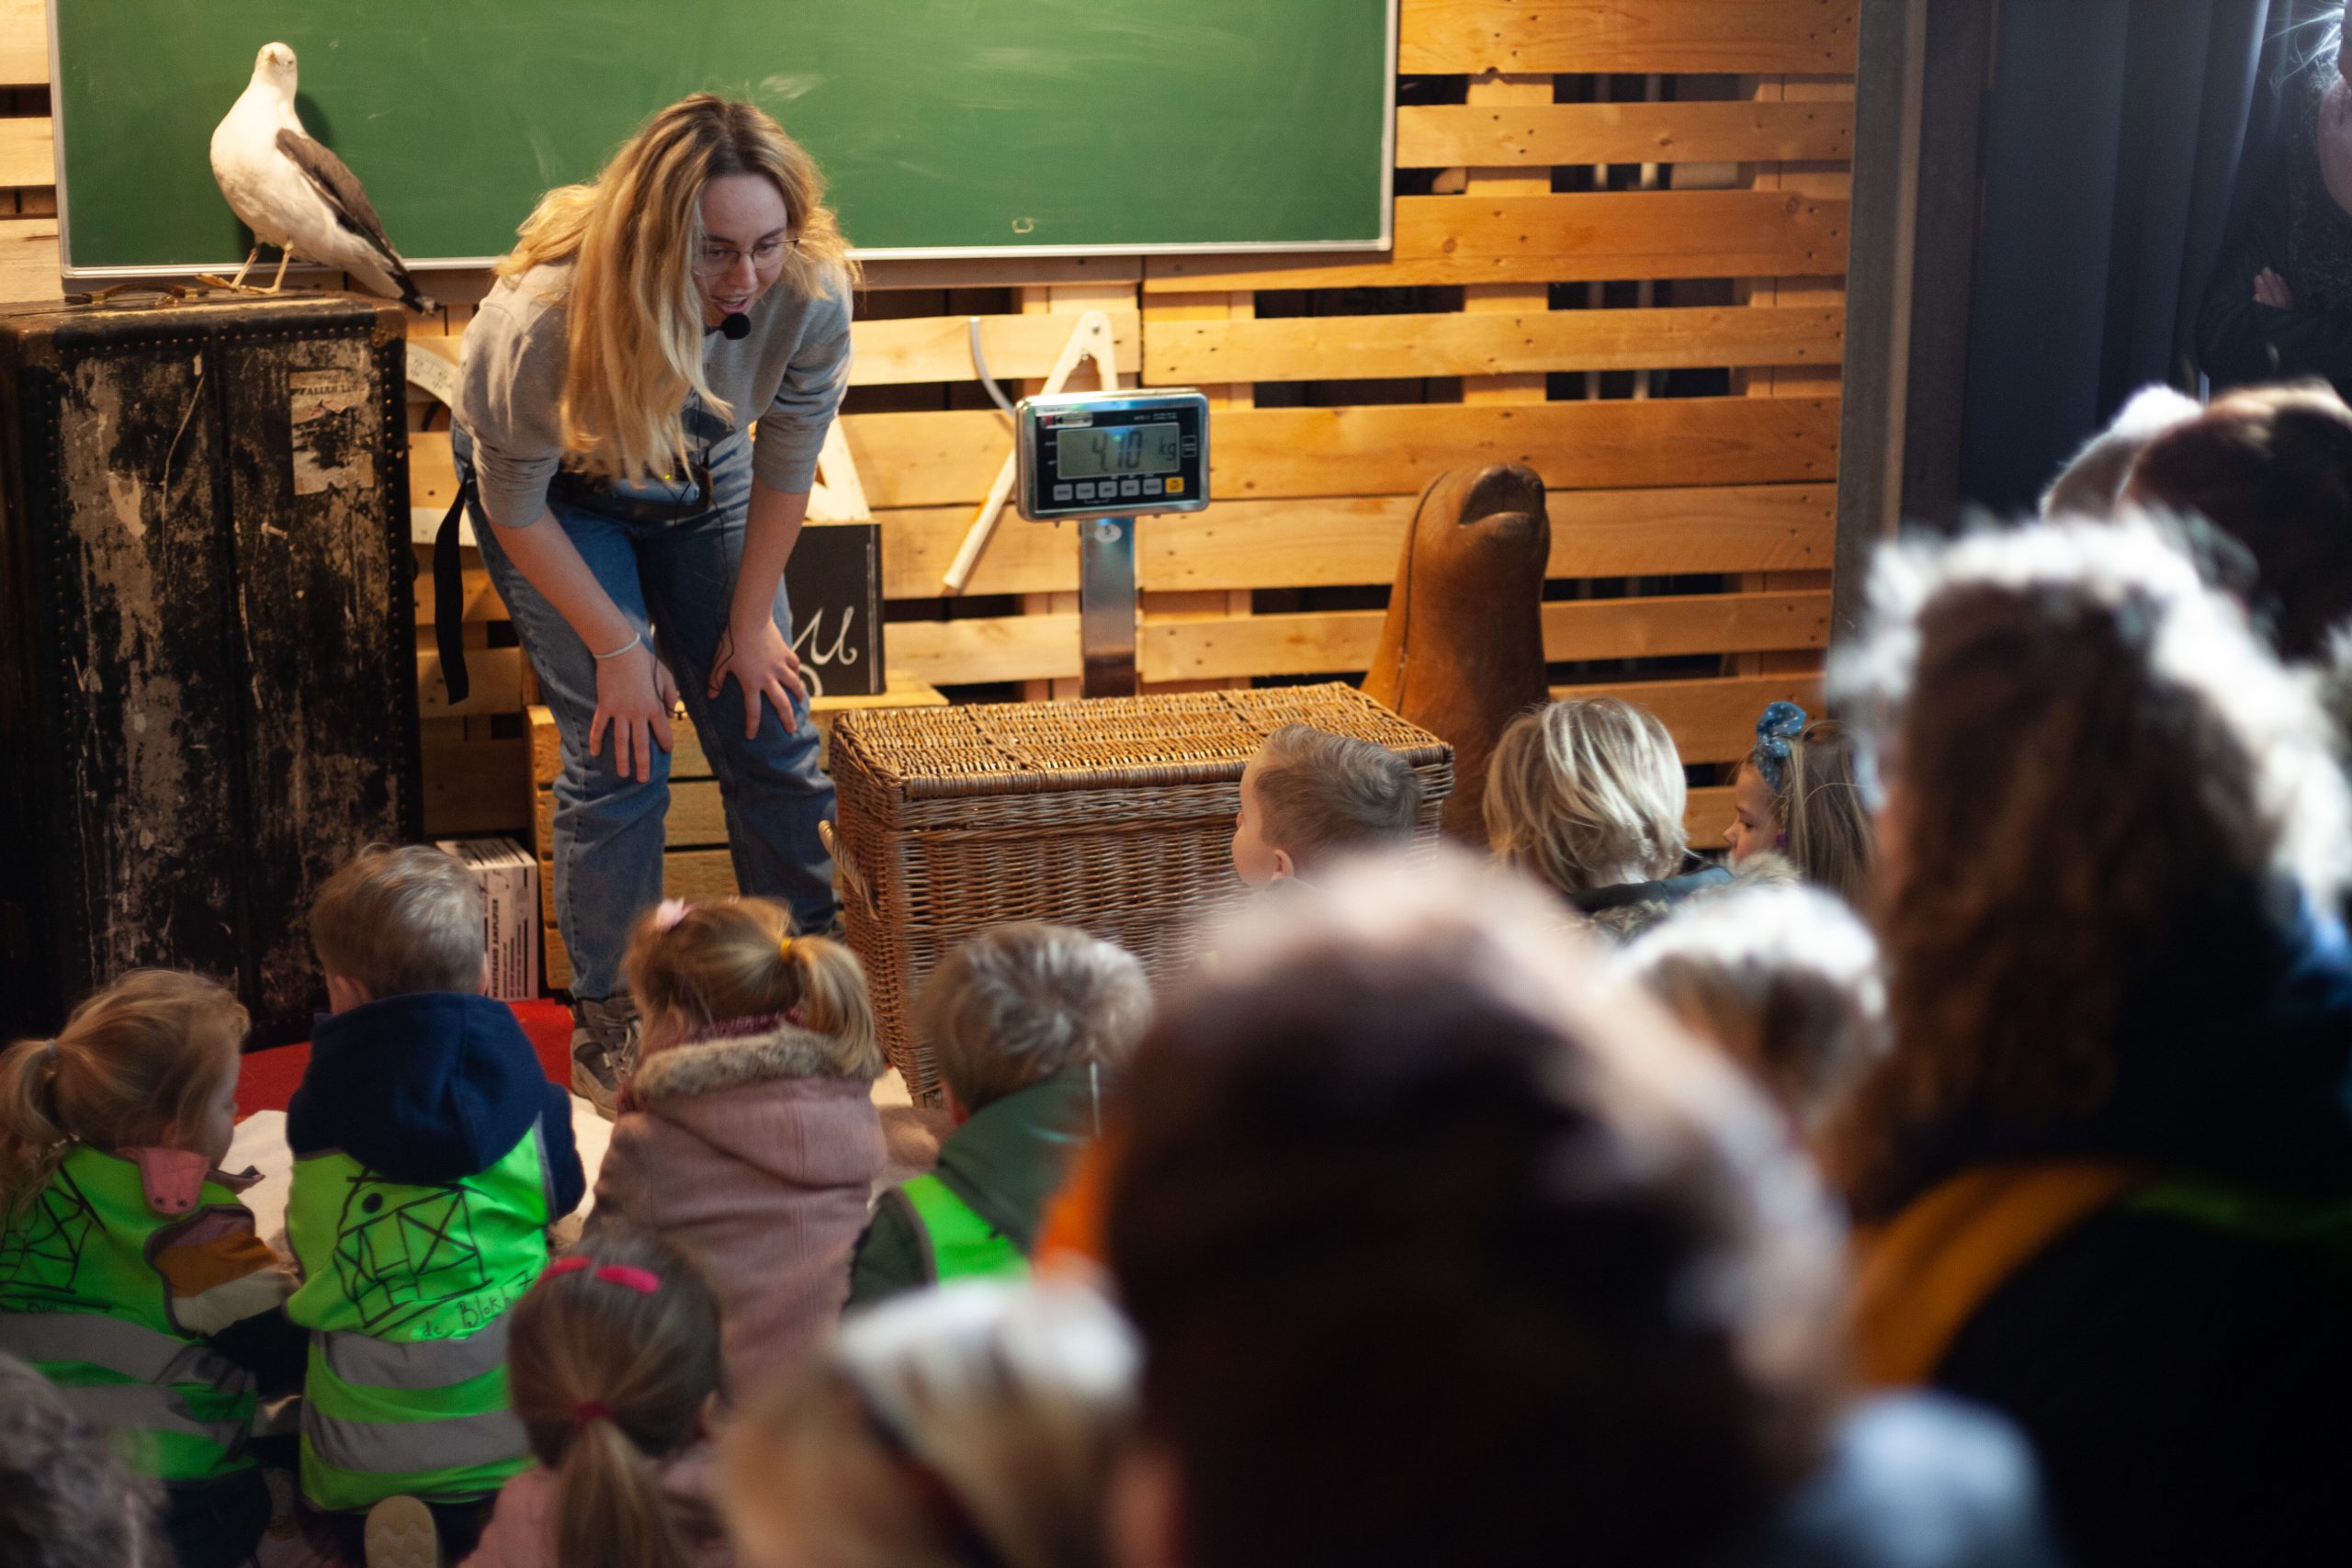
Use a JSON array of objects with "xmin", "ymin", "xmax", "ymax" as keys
[{"xmin": 1, "ymin": 0, "xmax": 1852, "ymax": 851}]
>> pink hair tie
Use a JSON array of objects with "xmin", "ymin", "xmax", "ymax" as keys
[
  {"xmin": 543, "ymin": 1257, "xmax": 662, "ymax": 1294},
  {"xmin": 571, "ymin": 1400, "xmax": 613, "ymax": 1430},
  {"xmin": 652, "ymin": 897, "xmax": 695, "ymax": 932}
]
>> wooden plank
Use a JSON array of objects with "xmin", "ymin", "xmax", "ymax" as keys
[
  {"xmin": 0, "ymin": 116, "xmax": 51, "ymax": 187},
  {"xmin": 417, "ymin": 646, "xmax": 524, "ymax": 718},
  {"xmin": 841, "ymin": 396, "xmax": 1838, "ymax": 510},
  {"xmin": 1548, "ymin": 673, "xmax": 1824, "ymax": 764},
  {"xmin": 1400, "ymin": 0, "xmax": 1859, "ymax": 74},
  {"xmin": 422, "ymin": 737, "xmax": 531, "ymax": 836},
  {"xmin": 856, "ymin": 254, "xmax": 1141, "ymax": 292},
  {"xmin": 0, "ymin": 215, "xmax": 59, "ymax": 304},
  {"xmin": 1397, "ymin": 99, "xmax": 1853, "ymax": 168},
  {"xmin": 849, "ymin": 309, "xmax": 1140, "ymax": 386},
  {"xmin": 0, "ymin": 0, "xmax": 45, "ymax": 86},
  {"xmin": 888, "ymin": 613, "xmax": 1083, "ymax": 686},
  {"xmin": 1687, "ymin": 785, "xmax": 1735, "ymax": 842},
  {"xmin": 1126, "ymin": 484, "xmax": 1836, "ymax": 594},
  {"xmin": 1139, "ymin": 590, "xmax": 1831, "ymax": 682},
  {"xmin": 412, "ymin": 565, "xmax": 507, "ymax": 626},
  {"xmin": 1146, "ymin": 190, "xmax": 1848, "ymax": 292},
  {"xmin": 1147, "ymin": 304, "xmax": 1844, "ymax": 384}
]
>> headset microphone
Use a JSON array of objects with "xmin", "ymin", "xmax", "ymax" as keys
[{"xmin": 719, "ymin": 311, "xmax": 752, "ymax": 342}]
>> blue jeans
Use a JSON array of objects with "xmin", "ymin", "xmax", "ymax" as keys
[{"xmin": 457, "ymin": 432, "xmax": 837, "ymax": 1000}]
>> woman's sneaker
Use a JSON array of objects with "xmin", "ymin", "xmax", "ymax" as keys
[
  {"xmin": 571, "ymin": 993, "xmax": 641, "ymax": 1119},
  {"xmin": 363, "ymin": 1495, "xmax": 440, "ymax": 1568}
]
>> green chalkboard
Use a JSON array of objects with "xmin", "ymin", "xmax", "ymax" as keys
[{"xmin": 54, "ymin": 1, "xmax": 1395, "ymax": 274}]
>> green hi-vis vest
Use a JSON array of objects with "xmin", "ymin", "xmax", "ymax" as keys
[
  {"xmin": 904, "ymin": 1175, "xmax": 1030, "ymax": 1284},
  {"xmin": 0, "ymin": 1146, "xmax": 258, "ymax": 1483},
  {"xmin": 284, "ymin": 1123, "xmax": 554, "ymax": 1511}
]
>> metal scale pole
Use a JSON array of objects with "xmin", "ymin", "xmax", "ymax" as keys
[{"xmin": 1079, "ymin": 514, "xmax": 1139, "ymax": 697}]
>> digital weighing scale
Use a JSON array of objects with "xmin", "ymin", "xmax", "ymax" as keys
[{"xmin": 1015, "ymin": 389, "xmax": 1211, "ymax": 697}]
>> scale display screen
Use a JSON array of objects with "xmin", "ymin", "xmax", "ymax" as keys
[
  {"xmin": 1056, "ymin": 423, "xmax": 1183, "ymax": 479},
  {"xmin": 1016, "ymin": 389, "xmax": 1212, "ymax": 521}
]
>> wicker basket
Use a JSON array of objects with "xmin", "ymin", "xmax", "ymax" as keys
[{"xmin": 829, "ymin": 683, "xmax": 1453, "ymax": 1100}]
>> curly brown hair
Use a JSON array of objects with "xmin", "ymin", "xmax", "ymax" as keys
[{"xmin": 1823, "ymin": 520, "xmax": 2350, "ymax": 1217}]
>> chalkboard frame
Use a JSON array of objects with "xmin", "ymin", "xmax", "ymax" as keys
[{"xmin": 48, "ymin": 1, "xmax": 1400, "ymax": 279}]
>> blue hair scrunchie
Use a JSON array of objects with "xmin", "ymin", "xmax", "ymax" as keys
[{"xmin": 1751, "ymin": 701, "xmax": 1807, "ymax": 795}]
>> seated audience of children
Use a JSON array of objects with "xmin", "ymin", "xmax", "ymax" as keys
[
  {"xmin": 1622, "ymin": 884, "xmax": 1888, "ymax": 1135},
  {"xmin": 592, "ymin": 897, "xmax": 885, "ymax": 1400},
  {"xmin": 718, "ymin": 1279, "xmax": 1136, "ymax": 1568},
  {"xmin": 1230, "ymin": 722, "xmax": 1422, "ymax": 886},
  {"xmin": 1832, "ymin": 517, "xmax": 2352, "ymax": 1567},
  {"xmin": 1101, "ymin": 857, "xmax": 2060, "ymax": 1568},
  {"xmin": 1721, "ymin": 702, "xmax": 1875, "ymax": 907},
  {"xmin": 0, "ymin": 971, "xmax": 291, "ymax": 1568},
  {"xmin": 853, "ymin": 923, "xmax": 1148, "ymax": 1303},
  {"xmin": 463, "ymin": 1227, "xmax": 729, "ymax": 1568},
  {"xmin": 288, "ymin": 844, "xmax": 585, "ymax": 1565},
  {"xmin": 1485, "ymin": 695, "xmax": 1730, "ymax": 937},
  {"xmin": 0, "ymin": 1351, "xmax": 165, "ymax": 1568}
]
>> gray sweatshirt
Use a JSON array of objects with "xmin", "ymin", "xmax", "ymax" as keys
[{"xmin": 454, "ymin": 260, "xmax": 854, "ymax": 528}]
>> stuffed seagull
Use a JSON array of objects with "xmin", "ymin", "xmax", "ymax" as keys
[{"xmin": 207, "ymin": 41, "xmax": 427, "ymax": 311}]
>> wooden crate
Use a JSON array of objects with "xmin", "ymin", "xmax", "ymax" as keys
[{"xmin": 526, "ymin": 673, "xmax": 947, "ymax": 989}]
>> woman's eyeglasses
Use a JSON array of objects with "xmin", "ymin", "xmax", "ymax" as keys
[{"xmin": 694, "ymin": 236, "xmax": 797, "ymax": 276}]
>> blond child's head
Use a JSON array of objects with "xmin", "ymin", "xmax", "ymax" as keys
[
  {"xmin": 719, "ymin": 1279, "xmax": 1137, "ymax": 1568},
  {"xmin": 1723, "ymin": 706, "xmax": 1874, "ymax": 908},
  {"xmin": 0, "ymin": 971, "xmax": 249, "ymax": 1214},
  {"xmin": 1621, "ymin": 887, "xmax": 1888, "ymax": 1133},
  {"xmin": 310, "ymin": 844, "xmax": 486, "ymax": 1010},
  {"xmin": 916, "ymin": 924, "xmax": 1148, "ymax": 1121},
  {"xmin": 1231, "ymin": 725, "xmax": 1421, "ymax": 888},
  {"xmin": 1484, "ymin": 697, "xmax": 1689, "ymax": 898},
  {"xmin": 623, "ymin": 897, "xmax": 882, "ymax": 1077}
]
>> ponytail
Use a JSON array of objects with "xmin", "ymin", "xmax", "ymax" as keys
[
  {"xmin": 781, "ymin": 935, "xmax": 883, "ymax": 1078},
  {"xmin": 510, "ymin": 1228, "xmax": 727, "ymax": 1568},
  {"xmin": 0, "ymin": 1038, "xmax": 70, "ymax": 1217},
  {"xmin": 624, "ymin": 897, "xmax": 882, "ymax": 1075},
  {"xmin": 554, "ymin": 1416, "xmax": 698, "ymax": 1568},
  {"xmin": 0, "ymin": 972, "xmax": 246, "ymax": 1218}
]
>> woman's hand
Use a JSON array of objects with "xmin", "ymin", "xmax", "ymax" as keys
[
  {"xmin": 2256, "ymin": 268, "xmax": 2298, "ymax": 310},
  {"xmin": 709, "ymin": 615, "xmax": 808, "ymax": 738},
  {"xmin": 590, "ymin": 640, "xmax": 676, "ymax": 784}
]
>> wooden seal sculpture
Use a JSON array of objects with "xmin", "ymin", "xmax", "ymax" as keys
[{"xmin": 1363, "ymin": 464, "xmax": 1552, "ymax": 845}]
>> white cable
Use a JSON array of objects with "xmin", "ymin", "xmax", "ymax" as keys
[{"xmin": 969, "ymin": 317, "xmax": 1020, "ymax": 418}]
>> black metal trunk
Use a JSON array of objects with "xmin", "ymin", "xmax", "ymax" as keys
[{"xmin": 0, "ymin": 290, "xmax": 419, "ymax": 1047}]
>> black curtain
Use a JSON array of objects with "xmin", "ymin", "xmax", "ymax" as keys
[{"xmin": 1956, "ymin": 0, "xmax": 2290, "ymax": 515}]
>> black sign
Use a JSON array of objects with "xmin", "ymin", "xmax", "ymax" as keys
[{"xmin": 785, "ymin": 522, "xmax": 886, "ymax": 698}]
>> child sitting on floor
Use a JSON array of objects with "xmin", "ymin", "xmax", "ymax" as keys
[
  {"xmin": 1231, "ymin": 724, "xmax": 1422, "ymax": 886},
  {"xmin": 1484, "ymin": 696, "xmax": 1727, "ymax": 940},
  {"xmin": 286, "ymin": 844, "xmax": 584, "ymax": 1566},
  {"xmin": 851, "ymin": 924, "xmax": 1148, "ymax": 1305},
  {"xmin": 0, "ymin": 972, "xmax": 292, "ymax": 1568},
  {"xmin": 1722, "ymin": 702, "xmax": 1875, "ymax": 907},
  {"xmin": 1620, "ymin": 886, "xmax": 1888, "ymax": 1134},
  {"xmin": 462, "ymin": 1227, "xmax": 730, "ymax": 1568},
  {"xmin": 591, "ymin": 898, "xmax": 884, "ymax": 1400}
]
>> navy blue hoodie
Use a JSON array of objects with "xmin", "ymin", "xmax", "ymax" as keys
[{"xmin": 287, "ymin": 992, "xmax": 584, "ymax": 1219}]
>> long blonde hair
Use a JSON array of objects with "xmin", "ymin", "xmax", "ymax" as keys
[
  {"xmin": 509, "ymin": 1227, "xmax": 726, "ymax": 1568},
  {"xmin": 0, "ymin": 972, "xmax": 248, "ymax": 1217},
  {"xmin": 624, "ymin": 897, "xmax": 880, "ymax": 1075},
  {"xmin": 1485, "ymin": 697, "xmax": 1690, "ymax": 896},
  {"xmin": 500, "ymin": 93, "xmax": 862, "ymax": 482}
]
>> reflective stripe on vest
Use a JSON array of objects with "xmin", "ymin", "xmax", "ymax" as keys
[
  {"xmin": 0, "ymin": 1148, "xmax": 260, "ymax": 1481},
  {"xmin": 284, "ymin": 1126, "xmax": 551, "ymax": 1510},
  {"xmin": 903, "ymin": 1176, "xmax": 1029, "ymax": 1284}
]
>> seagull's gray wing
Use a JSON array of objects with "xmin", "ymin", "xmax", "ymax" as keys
[{"xmin": 276, "ymin": 129, "xmax": 399, "ymax": 258}]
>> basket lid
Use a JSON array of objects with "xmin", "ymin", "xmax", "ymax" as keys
[{"xmin": 831, "ymin": 683, "xmax": 1451, "ymax": 800}]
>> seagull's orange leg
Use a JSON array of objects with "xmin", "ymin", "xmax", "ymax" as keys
[
  {"xmin": 263, "ymin": 247, "xmax": 294, "ymax": 294},
  {"xmin": 228, "ymin": 245, "xmax": 260, "ymax": 288}
]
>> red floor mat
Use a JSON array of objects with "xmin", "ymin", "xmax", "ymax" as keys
[{"xmin": 237, "ymin": 998, "xmax": 575, "ymax": 1115}]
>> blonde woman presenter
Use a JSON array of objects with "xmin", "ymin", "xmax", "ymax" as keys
[{"xmin": 451, "ymin": 95, "xmax": 859, "ymax": 1111}]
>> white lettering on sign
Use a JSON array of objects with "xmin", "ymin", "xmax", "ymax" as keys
[{"xmin": 791, "ymin": 606, "xmax": 860, "ymax": 700}]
